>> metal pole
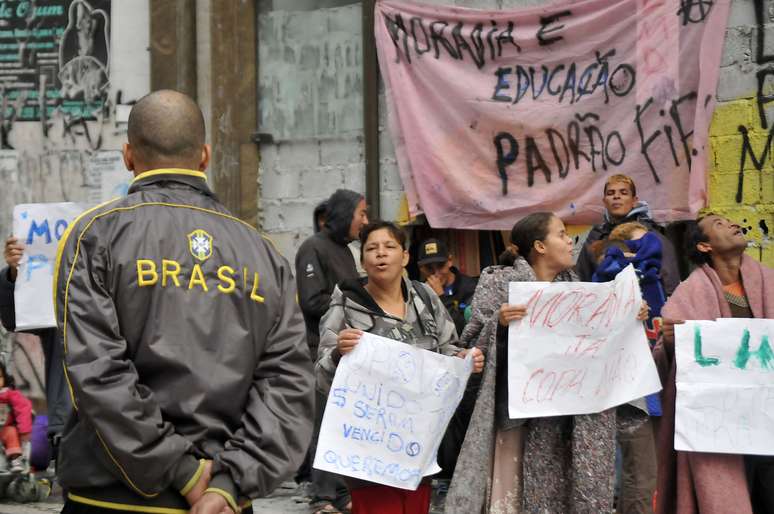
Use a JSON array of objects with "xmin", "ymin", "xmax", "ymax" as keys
[{"xmin": 362, "ymin": 0, "xmax": 380, "ymax": 219}]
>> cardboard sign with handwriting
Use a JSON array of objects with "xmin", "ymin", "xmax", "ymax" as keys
[
  {"xmin": 675, "ymin": 319, "xmax": 774, "ymax": 456},
  {"xmin": 507, "ymin": 265, "xmax": 661, "ymax": 418},
  {"xmin": 314, "ymin": 332, "xmax": 472, "ymax": 490}
]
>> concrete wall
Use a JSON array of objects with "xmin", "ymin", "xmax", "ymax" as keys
[
  {"xmin": 259, "ymin": 0, "xmax": 772, "ymax": 267},
  {"xmin": 257, "ymin": 2, "xmax": 365, "ymax": 258}
]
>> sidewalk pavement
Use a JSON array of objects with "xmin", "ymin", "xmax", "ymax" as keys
[
  {"xmin": 0, "ymin": 481, "xmax": 311, "ymax": 514},
  {"xmin": 0, "ymin": 481, "xmax": 451, "ymax": 513}
]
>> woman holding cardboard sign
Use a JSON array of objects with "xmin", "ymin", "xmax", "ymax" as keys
[
  {"xmin": 316, "ymin": 221, "xmax": 484, "ymax": 514},
  {"xmin": 445, "ymin": 212, "xmax": 649, "ymax": 514}
]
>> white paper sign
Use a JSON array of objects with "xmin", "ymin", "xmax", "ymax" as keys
[
  {"xmin": 86, "ymin": 151, "xmax": 131, "ymax": 204},
  {"xmin": 675, "ymin": 319, "xmax": 774, "ymax": 456},
  {"xmin": 13, "ymin": 203, "xmax": 85, "ymax": 330},
  {"xmin": 508, "ymin": 265, "xmax": 662, "ymax": 418},
  {"xmin": 313, "ymin": 332, "xmax": 472, "ymax": 490}
]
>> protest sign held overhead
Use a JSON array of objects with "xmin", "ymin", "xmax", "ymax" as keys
[
  {"xmin": 314, "ymin": 332, "xmax": 472, "ymax": 490},
  {"xmin": 13, "ymin": 202, "xmax": 84, "ymax": 330},
  {"xmin": 507, "ymin": 265, "xmax": 662, "ymax": 418},
  {"xmin": 374, "ymin": 0, "xmax": 731, "ymax": 228},
  {"xmin": 675, "ymin": 319, "xmax": 774, "ymax": 456}
]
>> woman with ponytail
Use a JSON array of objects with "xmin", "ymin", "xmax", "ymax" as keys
[{"xmin": 445, "ymin": 212, "xmax": 647, "ymax": 514}]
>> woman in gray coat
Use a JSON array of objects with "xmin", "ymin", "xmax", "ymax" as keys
[
  {"xmin": 316, "ymin": 221, "xmax": 484, "ymax": 514},
  {"xmin": 446, "ymin": 212, "xmax": 648, "ymax": 514}
]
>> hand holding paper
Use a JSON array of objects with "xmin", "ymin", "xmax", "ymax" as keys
[
  {"xmin": 458, "ymin": 347, "xmax": 484, "ymax": 373},
  {"xmin": 499, "ymin": 303, "xmax": 527, "ymax": 326},
  {"xmin": 314, "ymin": 332, "xmax": 473, "ymax": 490},
  {"xmin": 3, "ymin": 236, "xmax": 24, "ymax": 281},
  {"xmin": 637, "ymin": 300, "xmax": 650, "ymax": 321},
  {"xmin": 337, "ymin": 328, "xmax": 364, "ymax": 357}
]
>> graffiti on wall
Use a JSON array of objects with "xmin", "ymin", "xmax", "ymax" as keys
[
  {"xmin": 705, "ymin": 0, "xmax": 773, "ymax": 265},
  {"xmin": 0, "ymin": 0, "xmax": 141, "ymax": 245},
  {"xmin": 0, "ymin": 0, "xmax": 111, "ymax": 143}
]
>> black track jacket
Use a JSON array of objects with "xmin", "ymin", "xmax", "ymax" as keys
[{"xmin": 54, "ymin": 169, "xmax": 314, "ymax": 513}]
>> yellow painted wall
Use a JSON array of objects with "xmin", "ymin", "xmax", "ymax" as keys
[{"xmin": 707, "ymin": 100, "xmax": 774, "ymax": 266}]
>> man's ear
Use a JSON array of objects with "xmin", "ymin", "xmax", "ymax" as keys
[
  {"xmin": 122, "ymin": 143, "xmax": 135, "ymax": 172},
  {"xmin": 199, "ymin": 144, "xmax": 211, "ymax": 171},
  {"xmin": 696, "ymin": 241, "xmax": 712, "ymax": 255}
]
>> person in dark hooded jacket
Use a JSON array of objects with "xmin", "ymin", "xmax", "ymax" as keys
[
  {"xmin": 295, "ymin": 189, "xmax": 369, "ymax": 514},
  {"xmin": 576, "ymin": 174, "xmax": 680, "ymax": 295},
  {"xmin": 313, "ymin": 200, "xmax": 328, "ymax": 234},
  {"xmin": 296, "ymin": 190, "xmax": 369, "ymax": 359}
]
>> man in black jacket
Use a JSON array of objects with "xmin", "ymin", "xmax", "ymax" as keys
[
  {"xmin": 575, "ymin": 174, "xmax": 678, "ymax": 514},
  {"xmin": 576, "ymin": 174, "xmax": 680, "ymax": 295},
  {"xmin": 295, "ymin": 188, "xmax": 368, "ymax": 514},
  {"xmin": 417, "ymin": 238, "xmax": 477, "ymax": 335},
  {"xmin": 296, "ymin": 189, "xmax": 368, "ymax": 360},
  {"xmin": 1, "ymin": 236, "xmax": 71, "ymax": 466},
  {"xmin": 55, "ymin": 90, "xmax": 313, "ymax": 514}
]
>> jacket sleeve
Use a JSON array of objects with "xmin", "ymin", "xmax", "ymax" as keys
[
  {"xmin": 0, "ymin": 267, "xmax": 16, "ymax": 332},
  {"xmin": 575, "ymin": 243, "xmax": 596, "ymax": 282},
  {"xmin": 315, "ymin": 296, "xmax": 347, "ymax": 396},
  {"xmin": 208, "ymin": 261, "xmax": 314, "ymax": 506},
  {"xmin": 439, "ymin": 293, "xmax": 466, "ymax": 336},
  {"xmin": 55, "ymin": 224, "xmax": 201, "ymax": 498},
  {"xmin": 424, "ymin": 284, "xmax": 462, "ymax": 357},
  {"xmin": 7, "ymin": 389, "xmax": 32, "ymax": 435},
  {"xmin": 460, "ymin": 269, "xmax": 500, "ymax": 352},
  {"xmin": 657, "ymin": 233, "xmax": 681, "ymax": 296},
  {"xmin": 295, "ymin": 246, "xmax": 333, "ymax": 319}
]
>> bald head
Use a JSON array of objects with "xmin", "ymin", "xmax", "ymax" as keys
[{"xmin": 126, "ymin": 90, "xmax": 206, "ymax": 171}]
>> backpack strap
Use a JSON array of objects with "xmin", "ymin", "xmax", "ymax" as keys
[{"xmin": 411, "ymin": 280, "xmax": 435, "ymax": 318}]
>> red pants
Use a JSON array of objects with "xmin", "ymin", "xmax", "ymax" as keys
[
  {"xmin": 0, "ymin": 425, "xmax": 21, "ymax": 456},
  {"xmin": 350, "ymin": 484, "xmax": 431, "ymax": 514}
]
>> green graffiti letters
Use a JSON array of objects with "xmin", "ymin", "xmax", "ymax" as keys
[{"xmin": 733, "ymin": 329, "xmax": 773, "ymax": 370}]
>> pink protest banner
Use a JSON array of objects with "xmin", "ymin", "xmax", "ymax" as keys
[{"xmin": 375, "ymin": 0, "xmax": 730, "ymax": 229}]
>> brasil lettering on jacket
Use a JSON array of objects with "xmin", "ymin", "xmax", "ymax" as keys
[{"xmin": 135, "ymin": 259, "xmax": 264, "ymax": 303}]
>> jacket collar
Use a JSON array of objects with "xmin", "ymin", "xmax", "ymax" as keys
[
  {"xmin": 337, "ymin": 275, "xmax": 413, "ymax": 317},
  {"xmin": 128, "ymin": 168, "xmax": 214, "ymax": 197},
  {"xmin": 602, "ymin": 201, "xmax": 652, "ymax": 225}
]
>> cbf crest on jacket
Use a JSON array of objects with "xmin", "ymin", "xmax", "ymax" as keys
[{"xmin": 53, "ymin": 169, "xmax": 314, "ymax": 513}]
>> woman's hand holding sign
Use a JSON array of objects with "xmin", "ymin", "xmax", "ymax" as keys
[
  {"xmin": 637, "ymin": 300, "xmax": 649, "ymax": 321},
  {"xmin": 337, "ymin": 328, "xmax": 364, "ymax": 356},
  {"xmin": 499, "ymin": 304, "xmax": 527, "ymax": 327},
  {"xmin": 457, "ymin": 347, "xmax": 484, "ymax": 373}
]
